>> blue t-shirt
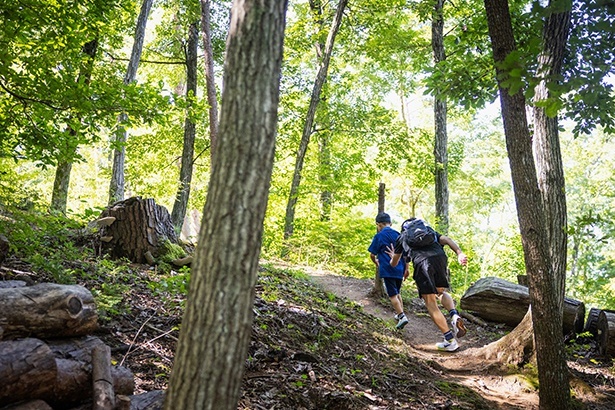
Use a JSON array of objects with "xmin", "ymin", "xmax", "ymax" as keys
[{"xmin": 368, "ymin": 226, "xmax": 406, "ymax": 279}]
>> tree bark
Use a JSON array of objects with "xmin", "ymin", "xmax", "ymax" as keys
[
  {"xmin": 171, "ymin": 22, "xmax": 199, "ymax": 232},
  {"xmin": 532, "ymin": 1, "xmax": 571, "ymax": 308},
  {"xmin": 92, "ymin": 345, "xmax": 115, "ymax": 410},
  {"xmin": 109, "ymin": 0, "xmax": 154, "ymax": 204},
  {"xmin": 199, "ymin": 0, "xmax": 220, "ymax": 161},
  {"xmin": 283, "ymin": 0, "xmax": 348, "ymax": 242},
  {"xmin": 370, "ymin": 183, "xmax": 387, "ymax": 297},
  {"xmin": 99, "ymin": 197, "xmax": 179, "ymax": 264},
  {"xmin": 483, "ymin": 0, "xmax": 571, "ymax": 407},
  {"xmin": 597, "ymin": 310, "xmax": 615, "ymax": 357},
  {"xmin": 432, "ymin": 0, "xmax": 449, "ymax": 234},
  {"xmin": 584, "ymin": 307, "xmax": 601, "ymax": 337},
  {"xmin": 0, "ymin": 284, "xmax": 98, "ymax": 340},
  {"xmin": 163, "ymin": 0, "xmax": 288, "ymax": 409}
]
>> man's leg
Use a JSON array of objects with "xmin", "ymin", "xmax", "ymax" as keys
[
  {"xmin": 437, "ymin": 287, "xmax": 466, "ymax": 338},
  {"xmin": 422, "ymin": 293, "xmax": 449, "ymax": 333}
]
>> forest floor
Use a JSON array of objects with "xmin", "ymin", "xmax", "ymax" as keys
[{"xmin": 3, "ymin": 257, "xmax": 615, "ymax": 409}]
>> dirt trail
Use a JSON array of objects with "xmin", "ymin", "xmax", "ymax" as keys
[{"xmin": 307, "ymin": 268, "xmax": 540, "ymax": 410}]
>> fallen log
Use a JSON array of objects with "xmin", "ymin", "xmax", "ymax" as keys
[
  {"xmin": 0, "ymin": 283, "xmax": 98, "ymax": 340},
  {"xmin": 597, "ymin": 310, "xmax": 615, "ymax": 357},
  {"xmin": 0, "ymin": 337, "xmax": 133, "ymax": 408},
  {"xmin": 459, "ymin": 277, "xmax": 585, "ymax": 335},
  {"xmin": 584, "ymin": 307, "xmax": 601, "ymax": 337},
  {"xmin": 0, "ymin": 338, "xmax": 57, "ymax": 405}
]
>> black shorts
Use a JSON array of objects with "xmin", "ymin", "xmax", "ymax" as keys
[{"xmin": 412, "ymin": 255, "xmax": 449, "ymax": 297}]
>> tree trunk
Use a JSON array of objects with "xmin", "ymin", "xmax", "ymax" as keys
[
  {"xmin": 283, "ymin": 0, "xmax": 348, "ymax": 243},
  {"xmin": 460, "ymin": 277, "xmax": 584, "ymax": 335},
  {"xmin": 532, "ymin": 2, "xmax": 571, "ymax": 308},
  {"xmin": 163, "ymin": 0, "xmax": 287, "ymax": 408},
  {"xmin": 318, "ymin": 132, "xmax": 332, "ymax": 221},
  {"xmin": 108, "ymin": 0, "xmax": 154, "ymax": 204},
  {"xmin": 432, "ymin": 0, "xmax": 449, "ymax": 234},
  {"xmin": 50, "ymin": 39, "xmax": 98, "ymax": 214},
  {"xmin": 483, "ymin": 0, "xmax": 571, "ymax": 408},
  {"xmin": 199, "ymin": 0, "xmax": 220, "ymax": 161},
  {"xmin": 370, "ymin": 183, "xmax": 387, "ymax": 297},
  {"xmin": 99, "ymin": 197, "xmax": 178, "ymax": 264},
  {"xmin": 0, "ymin": 283, "xmax": 98, "ymax": 340},
  {"xmin": 171, "ymin": 22, "xmax": 199, "ymax": 232}
]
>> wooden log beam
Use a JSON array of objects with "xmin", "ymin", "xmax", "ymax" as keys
[
  {"xmin": 0, "ymin": 283, "xmax": 98, "ymax": 340},
  {"xmin": 460, "ymin": 277, "xmax": 585, "ymax": 335}
]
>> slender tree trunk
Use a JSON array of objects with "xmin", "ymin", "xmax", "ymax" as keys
[
  {"xmin": 200, "ymin": 0, "xmax": 219, "ymax": 161},
  {"xmin": 50, "ymin": 39, "xmax": 98, "ymax": 214},
  {"xmin": 163, "ymin": 0, "xmax": 287, "ymax": 409},
  {"xmin": 532, "ymin": 2, "xmax": 571, "ymax": 306},
  {"xmin": 483, "ymin": 0, "xmax": 570, "ymax": 408},
  {"xmin": 282, "ymin": 0, "xmax": 348, "ymax": 243},
  {"xmin": 432, "ymin": 0, "xmax": 449, "ymax": 234},
  {"xmin": 318, "ymin": 132, "xmax": 332, "ymax": 221},
  {"xmin": 108, "ymin": 0, "xmax": 154, "ymax": 205},
  {"xmin": 171, "ymin": 22, "xmax": 199, "ymax": 232}
]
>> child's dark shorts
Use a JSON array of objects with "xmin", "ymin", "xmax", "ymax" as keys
[{"xmin": 383, "ymin": 277, "xmax": 403, "ymax": 297}]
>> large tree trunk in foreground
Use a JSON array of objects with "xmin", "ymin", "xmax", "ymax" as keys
[
  {"xmin": 460, "ymin": 277, "xmax": 584, "ymax": 335},
  {"xmin": 484, "ymin": 0, "xmax": 571, "ymax": 407},
  {"xmin": 99, "ymin": 197, "xmax": 179, "ymax": 264},
  {"xmin": 163, "ymin": 0, "xmax": 288, "ymax": 409},
  {"xmin": 0, "ymin": 283, "xmax": 98, "ymax": 340}
]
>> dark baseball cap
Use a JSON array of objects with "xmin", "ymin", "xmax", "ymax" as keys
[{"xmin": 375, "ymin": 212, "xmax": 391, "ymax": 223}]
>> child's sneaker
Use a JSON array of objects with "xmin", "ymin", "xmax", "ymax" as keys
[
  {"xmin": 436, "ymin": 338, "xmax": 459, "ymax": 352},
  {"xmin": 451, "ymin": 315, "xmax": 467, "ymax": 338},
  {"xmin": 395, "ymin": 313, "xmax": 409, "ymax": 330}
]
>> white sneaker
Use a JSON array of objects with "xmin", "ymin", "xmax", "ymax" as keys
[
  {"xmin": 396, "ymin": 313, "xmax": 409, "ymax": 330},
  {"xmin": 451, "ymin": 315, "xmax": 467, "ymax": 338},
  {"xmin": 436, "ymin": 338, "xmax": 459, "ymax": 352}
]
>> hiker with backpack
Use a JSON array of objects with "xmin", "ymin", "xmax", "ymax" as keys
[
  {"xmin": 386, "ymin": 217, "xmax": 468, "ymax": 352},
  {"xmin": 368, "ymin": 212, "xmax": 410, "ymax": 330}
]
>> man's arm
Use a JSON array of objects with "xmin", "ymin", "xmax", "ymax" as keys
[
  {"xmin": 439, "ymin": 235, "xmax": 468, "ymax": 266},
  {"xmin": 385, "ymin": 244, "xmax": 402, "ymax": 267},
  {"xmin": 370, "ymin": 253, "xmax": 379, "ymax": 267}
]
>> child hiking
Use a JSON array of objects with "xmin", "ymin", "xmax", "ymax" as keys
[
  {"xmin": 368, "ymin": 212, "xmax": 410, "ymax": 330},
  {"xmin": 387, "ymin": 217, "xmax": 467, "ymax": 352}
]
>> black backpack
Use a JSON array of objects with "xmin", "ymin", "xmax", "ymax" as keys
[{"xmin": 401, "ymin": 218, "xmax": 437, "ymax": 249}]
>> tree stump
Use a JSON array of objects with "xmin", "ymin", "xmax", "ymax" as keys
[
  {"xmin": 99, "ymin": 197, "xmax": 179, "ymax": 264},
  {"xmin": 0, "ymin": 283, "xmax": 98, "ymax": 340},
  {"xmin": 597, "ymin": 310, "xmax": 615, "ymax": 357},
  {"xmin": 460, "ymin": 277, "xmax": 585, "ymax": 335}
]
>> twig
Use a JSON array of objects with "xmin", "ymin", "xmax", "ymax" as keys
[{"xmin": 120, "ymin": 312, "xmax": 156, "ymax": 366}]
